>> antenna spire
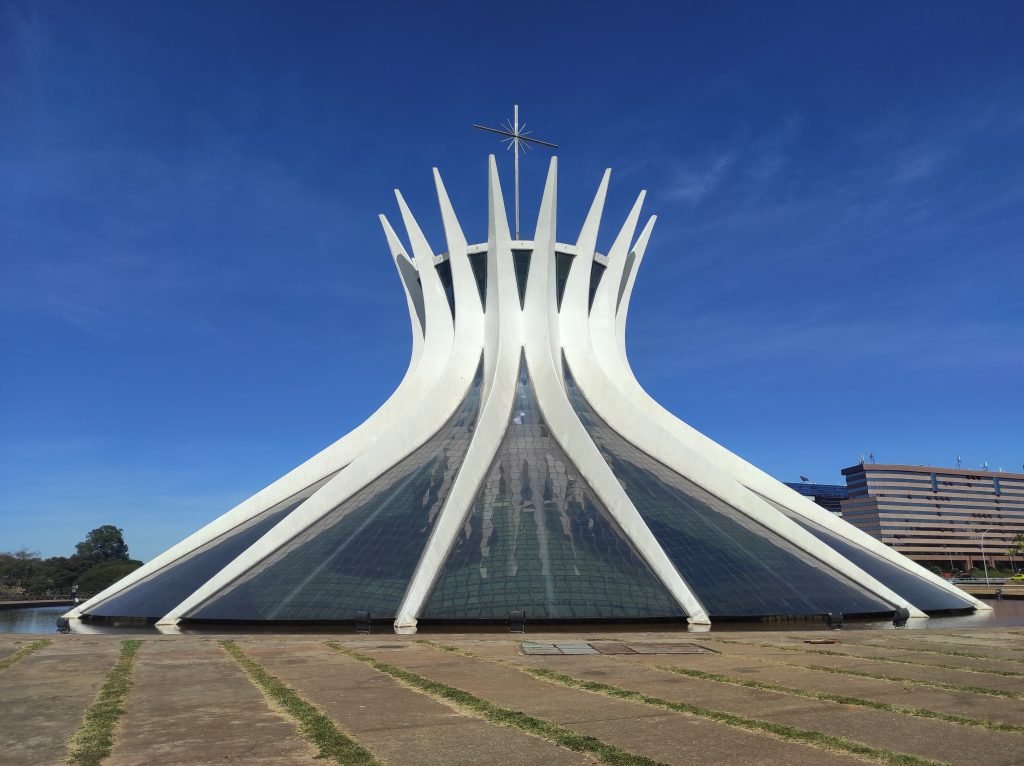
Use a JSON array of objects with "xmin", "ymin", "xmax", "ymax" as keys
[{"xmin": 473, "ymin": 104, "xmax": 558, "ymax": 238}]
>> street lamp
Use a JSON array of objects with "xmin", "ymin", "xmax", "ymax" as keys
[
  {"xmin": 944, "ymin": 545, "xmax": 954, "ymax": 574},
  {"xmin": 979, "ymin": 527, "xmax": 994, "ymax": 585}
]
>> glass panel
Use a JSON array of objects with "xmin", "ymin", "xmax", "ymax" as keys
[
  {"xmin": 512, "ymin": 249, "xmax": 531, "ymax": 308},
  {"xmin": 436, "ymin": 258, "xmax": 456, "ymax": 319},
  {"xmin": 588, "ymin": 262, "xmax": 605, "ymax": 311},
  {"xmin": 761, "ymin": 496, "xmax": 974, "ymax": 612},
  {"xmin": 564, "ymin": 361, "xmax": 892, "ymax": 618},
  {"xmin": 468, "ymin": 252, "xmax": 487, "ymax": 311},
  {"xmin": 423, "ymin": 354, "xmax": 684, "ymax": 620},
  {"xmin": 86, "ymin": 476, "xmax": 335, "ymax": 619},
  {"xmin": 188, "ymin": 359, "xmax": 484, "ymax": 621},
  {"xmin": 555, "ymin": 251, "xmax": 573, "ymax": 311}
]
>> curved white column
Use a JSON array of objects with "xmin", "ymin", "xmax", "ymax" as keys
[
  {"xmin": 596, "ymin": 207, "xmax": 987, "ymax": 612},
  {"xmin": 614, "ymin": 216, "xmax": 654, "ymax": 372},
  {"xmin": 157, "ymin": 184, "xmax": 485, "ymax": 625},
  {"xmin": 525, "ymin": 160, "xmax": 710, "ymax": 624},
  {"xmin": 394, "ymin": 157, "xmax": 524, "ymax": 632},
  {"xmin": 572, "ymin": 183, "xmax": 923, "ymax": 617},
  {"xmin": 80, "ymin": 155, "xmax": 984, "ymax": 628},
  {"xmin": 67, "ymin": 219, "xmax": 432, "ymax": 620}
]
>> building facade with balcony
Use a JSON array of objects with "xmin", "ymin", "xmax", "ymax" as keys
[{"xmin": 840, "ymin": 463, "xmax": 1024, "ymax": 573}]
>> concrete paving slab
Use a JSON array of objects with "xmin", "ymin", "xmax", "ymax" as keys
[
  {"xmin": 0, "ymin": 636, "xmax": 119, "ymax": 766},
  {"xmin": 837, "ymin": 635, "xmax": 1024, "ymax": 663},
  {"xmin": 243, "ymin": 640, "xmax": 592, "ymax": 766},
  {"xmin": 752, "ymin": 649, "xmax": 1024, "ymax": 692},
  {"xmin": 518, "ymin": 653, "xmax": 1023, "ymax": 766},
  {"xmin": 361, "ymin": 644, "xmax": 867, "ymax": 766},
  {"xmin": 709, "ymin": 634, "xmax": 1024, "ymax": 677},
  {"xmin": 647, "ymin": 652, "xmax": 1024, "ymax": 724},
  {"xmin": 105, "ymin": 638, "xmax": 319, "ymax": 766}
]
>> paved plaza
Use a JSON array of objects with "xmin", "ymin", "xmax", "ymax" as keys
[{"xmin": 1, "ymin": 626, "xmax": 1022, "ymax": 765}]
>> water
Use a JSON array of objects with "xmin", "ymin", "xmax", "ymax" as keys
[
  {"xmin": 2, "ymin": 600, "xmax": 1022, "ymax": 635},
  {"xmin": 0, "ymin": 606, "xmax": 70, "ymax": 634}
]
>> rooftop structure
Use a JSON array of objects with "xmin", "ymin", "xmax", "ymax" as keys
[
  {"xmin": 841, "ymin": 463, "xmax": 1024, "ymax": 573},
  {"xmin": 783, "ymin": 482, "xmax": 848, "ymax": 516},
  {"xmin": 66, "ymin": 157, "xmax": 985, "ymax": 631}
]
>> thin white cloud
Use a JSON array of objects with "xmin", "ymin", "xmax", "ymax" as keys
[
  {"xmin": 888, "ymin": 148, "xmax": 944, "ymax": 184},
  {"xmin": 666, "ymin": 151, "xmax": 736, "ymax": 203}
]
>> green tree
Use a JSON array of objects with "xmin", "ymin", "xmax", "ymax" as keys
[
  {"xmin": 42, "ymin": 555, "xmax": 93, "ymax": 591},
  {"xmin": 0, "ymin": 548, "xmax": 43, "ymax": 589},
  {"xmin": 75, "ymin": 525, "xmax": 130, "ymax": 563},
  {"xmin": 76, "ymin": 559, "xmax": 143, "ymax": 595}
]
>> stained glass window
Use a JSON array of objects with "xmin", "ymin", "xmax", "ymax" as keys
[
  {"xmin": 423, "ymin": 354, "xmax": 684, "ymax": 620},
  {"xmin": 187, "ymin": 359, "xmax": 484, "ymax": 621},
  {"xmin": 564, "ymin": 361, "xmax": 893, "ymax": 618},
  {"xmin": 86, "ymin": 476, "xmax": 335, "ymax": 620},
  {"xmin": 761, "ymin": 496, "xmax": 974, "ymax": 612}
]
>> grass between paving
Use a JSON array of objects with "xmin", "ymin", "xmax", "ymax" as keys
[
  {"xmin": 220, "ymin": 640, "xmax": 377, "ymax": 766},
  {"xmin": 418, "ymin": 641, "xmax": 944, "ymax": 766},
  {"xmin": 526, "ymin": 666, "xmax": 946, "ymax": 766},
  {"xmin": 703, "ymin": 637, "xmax": 1024, "ymax": 678},
  {"xmin": 65, "ymin": 639, "xmax": 141, "ymax": 766},
  {"xmin": 783, "ymin": 635, "xmax": 1023, "ymax": 664},
  {"xmin": 0, "ymin": 638, "xmax": 51, "ymax": 670},
  {"xmin": 935, "ymin": 634, "xmax": 1024, "ymax": 652},
  {"xmin": 655, "ymin": 664, "xmax": 1024, "ymax": 735},
  {"xmin": 793, "ymin": 663, "xmax": 1024, "ymax": 700},
  {"xmin": 852, "ymin": 641, "xmax": 1024, "ymax": 664},
  {"xmin": 326, "ymin": 641, "xmax": 665, "ymax": 766}
]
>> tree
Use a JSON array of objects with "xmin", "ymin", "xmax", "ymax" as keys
[
  {"xmin": 0, "ymin": 548, "xmax": 43, "ymax": 589},
  {"xmin": 75, "ymin": 525, "xmax": 130, "ymax": 563},
  {"xmin": 1009, "ymin": 534, "xmax": 1024, "ymax": 557},
  {"xmin": 76, "ymin": 559, "xmax": 143, "ymax": 595}
]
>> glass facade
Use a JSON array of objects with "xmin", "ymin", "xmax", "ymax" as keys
[
  {"xmin": 588, "ymin": 262, "xmax": 605, "ymax": 310},
  {"xmin": 563, "ymin": 362, "xmax": 892, "ymax": 617},
  {"xmin": 467, "ymin": 252, "xmax": 487, "ymax": 310},
  {"xmin": 436, "ymin": 259, "xmax": 456, "ymax": 319},
  {"xmin": 512, "ymin": 249, "xmax": 531, "ymax": 308},
  {"xmin": 764, "ymin": 499, "xmax": 974, "ymax": 612},
  {"xmin": 423, "ymin": 354, "xmax": 683, "ymax": 620},
  {"xmin": 187, "ymin": 359, "xmax": 484, "ymax": 621},
  {"xmin": 86, "ymin": 477, "xmax": 335, "ymax": 619},
  {"xmin": 555, "ymin": 251, "xmax": 573, "ymax": 310}
]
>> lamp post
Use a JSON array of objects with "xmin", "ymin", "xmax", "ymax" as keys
[
  {"xmin": 944, "ymin": 546, "xmax": 954, "ymax": 574},
  {"xmin": 979, "ymin": 527, "xmax": 994, "ymax": 585}
]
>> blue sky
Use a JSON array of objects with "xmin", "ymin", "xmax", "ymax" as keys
[{"xmin": 2, "ymin": 2, "xmax": 1022, "ymax": 561}]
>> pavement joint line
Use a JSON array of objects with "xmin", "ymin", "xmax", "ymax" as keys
[
  {"xmin": 783, "ymin": 663, "xmax": 1024, "ymax": 700},
  {"xmin": 0, "ymin": 638, "xmax": 51, "ymax": 670},
  {"xmin": 220, "ymin": 640, "xmax": 378, "ymax": 766},
  {"xmin": 66, "ymin": 639, "xmax": 142, "ymax": 766},
  {"xmin": 913, "ymin": 634, "xmax": 1024, "ymax": 652},
  {"xmin": 698, "ymin": 637, "xmax": 1024, "ymax": 678},
  {"xmin": 651, "ymin": 663, "xmax": 1024, "ymax": 734},
  {"xmin": 417, "ymin": 641, "xmax": 947, "ymax": 766},
  {"xmin": 327, "ymin": 641, "xmax": 665, "ymax": 766},
  {"xmin": 787, "ymin": 637, "xmax": 1024, "ymax": 664}
]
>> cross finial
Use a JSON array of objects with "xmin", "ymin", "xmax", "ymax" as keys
[{"xmin": 473, "ymin": 105, "xmax": 558, "ymax": 238}]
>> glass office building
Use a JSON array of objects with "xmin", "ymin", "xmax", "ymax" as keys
[{"xmin": 841, "ymin": 463, "xmax": 1024, "ymax": 574}]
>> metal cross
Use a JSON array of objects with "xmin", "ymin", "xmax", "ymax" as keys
[{"xmin": 473, "ymin": 104, "xmax": 557, "ymax": 238}]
